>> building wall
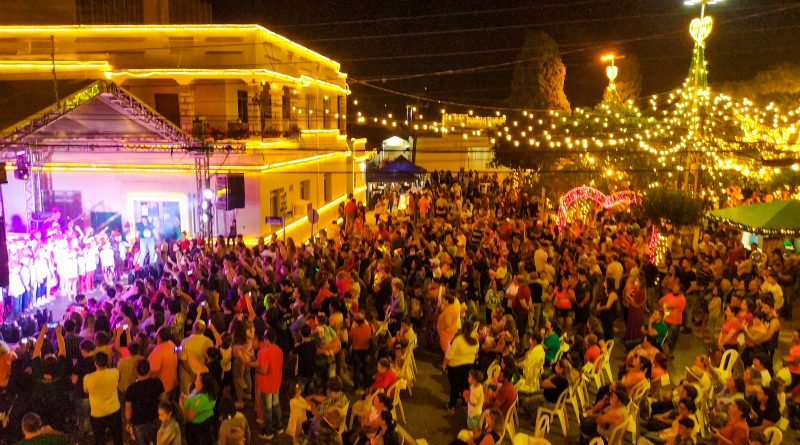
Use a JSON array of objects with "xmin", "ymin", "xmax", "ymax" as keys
[{"xmin": 3, "ymin": 153, "xmax": 357, "ymax": 239}]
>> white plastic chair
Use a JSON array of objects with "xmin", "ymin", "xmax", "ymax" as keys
[
  {"xmin": 535, "ymin": 389, "xmax": 570, "ymax": 437},
  {"xmin": 486, "ymin": 360, "xmax": 501, "ymax": 386},
  {"xmin": 717, "ymin": 349, "xmax": 738, "ymax": 382},
  {"xmin": 583, "ymin": 355, "xmax": 606, "ymax": 390},
  {"xmin": 348, "ymin": 390, "xmax": 379, "ymax": 428},
  {"xmin": 387, "ymin": 378, "xmax": 407, "ymax": 423},
  {"xmin": 606, "ymin": 417, "xmax": 630, "ymax": 445},
  {"xmin": 516, "ymin": 357, "xmax": 544, "ymax": 394},
  {"xmin": 533, "ymin": 410, "xmax": 551, "ymax": 438},
  {"xmin": 601, "ymin": 340, "xmax": 615, "ymax": 384},
  {"xmin": 764, "ymin": 426, "xmax": 783, "ymax": 445},
  {"xmin": 513, "ymin": 433, "xmax": 552, "ymax": 445},
  {"xmin": 338, "ymin": 402, "xmax": 350, "ymax": 435},
  {"xmin": 503, "ymin": 398, "xmax": 519, "ymax": 442}
]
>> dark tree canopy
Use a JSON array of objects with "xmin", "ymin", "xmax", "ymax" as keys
[{"xmin": 508, "ymin": 31, "xmax": 570, "ymax": 111}]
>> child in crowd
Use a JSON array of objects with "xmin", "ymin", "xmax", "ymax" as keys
[
  {"xmin": 286, "ymin": 383, "xmax": 311, "ymax": 445},
  {"xmin": 464, "ymin": 368, "xmax": 485, "ymax": 429}
]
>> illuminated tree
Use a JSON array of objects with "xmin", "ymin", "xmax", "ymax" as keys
[{"xmin": 508, "ymin": 31, "xmax": 570, "ymax": 111}]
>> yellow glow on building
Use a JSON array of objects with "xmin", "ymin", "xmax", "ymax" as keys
[{"xmin": 0, "ymin": 24, "xmax": 342, "ymax": 72}]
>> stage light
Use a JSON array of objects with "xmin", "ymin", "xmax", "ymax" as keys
[
  {"xmin": 201, "ymin": 214, "xmax": 209, "ymax": 222},
  {"xmin": 203, "ymin": 189, "xmax": 214, "ymax": 200},
  {"xmin": 14, "ymin": 151, "xmax": 30, "ymax": 181},
  {"xmin": 201, "ymin": 201, "xmax": 209, "ymax": 210}
]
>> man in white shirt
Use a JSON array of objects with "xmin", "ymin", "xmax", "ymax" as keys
[
  {"xmin": 534, "ymin": 243, "xmax": 548, "ymax": 273},
  {"xmin": 179, "ymin": 320, "xmax": 213, "ymax": 394},
  {"xmin": 606, "ymin": 254, "xmax": 624, "ymax": 292},
  {"xmin": 84, "ymin": 352, "xmax": 122, "ymax": 445}
]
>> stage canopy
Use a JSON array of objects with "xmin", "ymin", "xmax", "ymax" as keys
[
  {"xmin": 367, "ymin": 155, "xmax": 426, "ymax": 183},
  {"xmin": 0, "ymin": 79, "xmax": 190, "ymax": 155},
  {"xmin": 706, "ymin": 199, "xmax": 800, "ymax": 237}
]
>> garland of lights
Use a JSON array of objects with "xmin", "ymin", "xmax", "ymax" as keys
[
  {"xmin": 649, "ymin": 225, "xmax": 669, "ymax": 265},
  {"xmin": 557, "ymin": 186, "xmax": 642, "ymax": 230}
]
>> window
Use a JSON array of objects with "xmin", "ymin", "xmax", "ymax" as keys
[
  {"xmin": 237, "ymin": 90, "xmax": 248, "ymax": 123},
  {"xmin": 154, "ymin": 93, "xmax": 180, "ymax": 126},
  {"xmin": 282, "ymin": 87, "xmax": 293, "ymax": 123},
  {"xmin": 323, "ymin": 96, "xmax": 331, "ymax": 129},
  {"xmin": 270, "ymin": 187, "xmax": 285, "ymax": 217},
  {"xmin": 323, "ymin": 173, "xmax": 331, "ymax": 202},
  {"xmin": 300, "ymin": 180, "xmax": 310, "ymax": 201}
]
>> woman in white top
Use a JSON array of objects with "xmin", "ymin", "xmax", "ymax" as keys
[{"xmin": 444, "ymin": 320, "xmax": 480, "ymax": 410}]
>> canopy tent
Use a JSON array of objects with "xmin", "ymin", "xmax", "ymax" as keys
[
  {"xmin": 366, "ymin": 155, "xmax": 426, "ymax": 183},
  {"xmin": 706, "ymin": 199, "xmax": 800, "ymax": 236}
]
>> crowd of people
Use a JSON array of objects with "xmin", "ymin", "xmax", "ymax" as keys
[{"xmin": 0, "ymin": 168, "xmax": 799, "ymax": 445}]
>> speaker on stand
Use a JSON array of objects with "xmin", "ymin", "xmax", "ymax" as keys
[{"xmin": 0, "ymin": 162, "xmax": 9, "ymax": 288}]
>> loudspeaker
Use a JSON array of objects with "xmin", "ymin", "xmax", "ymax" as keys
[
  {"xmin": 0, "ymin": 162, "xmax": 6, "ymax": 184},
  {"xmin": 216, "ymin": 173, "xmax": 245, "ymax": 210}
]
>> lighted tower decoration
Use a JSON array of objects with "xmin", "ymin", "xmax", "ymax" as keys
[{"xmin": 601, "ymin": 54, "xmax": 625, "ymax": 103}]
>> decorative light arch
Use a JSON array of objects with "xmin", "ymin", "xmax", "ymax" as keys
[{"xmin": 557, "ymin": 186, "xmax": 642, "ymax": 231}]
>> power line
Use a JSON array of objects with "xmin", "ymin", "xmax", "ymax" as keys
[
  {"xmin": 273, "ymin": 1, "xmax": 616, "ymax": 28},
  {"xmin": 301, "ymin": 5, "xmax": 780, "ymax": 43}
]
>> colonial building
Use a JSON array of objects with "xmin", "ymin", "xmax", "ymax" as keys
[{"xmin": 0, "ymin": 23, "xmax": 369, "ymax": 241}]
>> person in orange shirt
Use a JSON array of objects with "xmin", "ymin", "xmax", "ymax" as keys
[
  {"xmin": 349, "ymin": 312, "xmax": 373, "ymax": 393},
  {"xmin": 417, "ymin": 194, "xmax": 431, "ymax": 221},
  {"xmin": 437, "ymin": 293, "xmax": 461, "ymax": 354},
  {"xmin": 659, "ymin": 282, "xmax": 686, "ymax": 356},
  {"xmin": 148, "ymin": 327, "xmax": 178, "ymax": 396},
  {"xmin": 783, "ymin": 328, "xmax": 800, "ymax": 393}
]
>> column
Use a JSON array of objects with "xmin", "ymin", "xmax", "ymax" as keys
[
  {"xmin": 268, "ymin": 84, "xmax": 284, "ymax": 134},
  {"xmin": 178, "ymin": 84, "xmax": 196, "ymax": 134},
  {"xmin": 247, "ymin": 83, "xmax": 263, "ymax": 137}
]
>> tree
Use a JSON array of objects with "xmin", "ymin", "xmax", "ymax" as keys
[
  {"xmin": 716, "ymin": 63, "xmax": 800, "ymax": 109},
  {"xmin": 640, "ymin": 186, "xmax": 705, "ymax": 227},
  {"xmin": 603, "ymin": 55, "xmax": 642, "ymax": 105},
  {"xmin": 508, "ymin": 31, "xmax": 570, "ymax": 111}
]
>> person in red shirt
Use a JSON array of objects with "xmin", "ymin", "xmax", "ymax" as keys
[
  {"xmin": 510, "ymin": 275, "xmax": 532, "ymax": 334},
  {"xmin": 344, "ymin": 196, "xmax": 358, "ymax": 233},
  {"xmin": 485, "ymin": 367, "xmax": 517, "ymax": 416},
  {"xmin": 255, "ymin": 329, "xmax": 284, "ymax": 439},
  {"xmin": 369, "ymin": 357, "xmax": 398, "ymax": 396}
]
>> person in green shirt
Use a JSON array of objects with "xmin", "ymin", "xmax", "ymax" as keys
[
  {"xmin": 541, "ymin": 320, "xmax": 562, "ymax": 364},
  {"xmin": 180, "ymin": 372, "xmax": 218, "ymax": 445},
  {"xmin": 643, "ymin": 309, "xmax": 669, "ymax": 347},
  {"xmin": 14, "ymin": 413, "xmax": 69, "ymax": 445}
]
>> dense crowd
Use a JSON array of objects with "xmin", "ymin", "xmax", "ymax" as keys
[{"xmin": 0, "ymin": 169, "xmax": 799, "ymax": 445}]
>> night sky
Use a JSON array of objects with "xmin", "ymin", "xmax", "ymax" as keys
[{"xmin": 209, "ymin": 0, "xmax": 800, "ymax": 115}]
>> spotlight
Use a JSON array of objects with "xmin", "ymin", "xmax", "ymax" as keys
[
  {"xmin": 203, "ymin": 189, "xmax": 214, "ymax": 200},
  {"xmin": 201, "ymin": 214, "xmax": 209, "ymax": 222},
  {"xmin": 14, "ymin": 151, "xmax": 30, "ymax": 181},
  {"xmin": 201, "ymin": 201, "xmax": 209, "ymax": 210}
]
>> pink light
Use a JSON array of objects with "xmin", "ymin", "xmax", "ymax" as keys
[{"xmin": 557, "ymin": 186, "xmax": 641, "ymax": 231}]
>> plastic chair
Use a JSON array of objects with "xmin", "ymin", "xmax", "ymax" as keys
[
  {"xmin": 606, "ymin": 417, "xmax": 630, "ymax": 445},
  {"xmin": 717, "ymin": 349, "xmax": 738, "ymax": 382},
  {"xmin": 587, "ymin": 438, "xmax": 605, "ymax": 445},
  {"xmin": 486, "ymin": 360, "xmax": 501, "ymax": 386},
  {"xmin": 583, "ymin": 355, "xmax": 605, "ymax": 390},
  {"xmin": 553, "ymin": 342, "xmax": 570, "ymax": 363},
  {"xmin": 764, "ymin": 426, "xmax": 783, "ymax": 445},
  {"xmin": 535, "ymin": 389, "xmax": 570, "ymax": 437},
  {"xmin": 338, "ymin": 402, "xmax": 350, "ymax": 435},
  {"xmin": 386, "ymin": 378, "xmax": 407, "ymax": 423},
  {"xmin": 504, "ymin": 398, "xmax": 519, "ymax": 442},
  {"xmin": 601, "ymin": 340, "xmax": 615, "ymax": 384},
  {"xmin": 533, "ymin": 408, "xmax": 551, "ymax": 437},
  {"xmin": 348, "ymin": 390, "xmax": 379, "ymax": 428},
  {"xmin": 396, "ymin": 425, "xmax": 429, "ymax": 445},
  {"xmin": 513, "ymin": 433, "xmax": 552, "ymax": 445},
  {"xmin": 516, "ymin": 357, "xmax": 544, "ymax": 394}
]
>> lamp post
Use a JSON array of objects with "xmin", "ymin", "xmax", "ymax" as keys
[{"xmin": 601, "ymin": 54, "xmax": 624, "ymax": 102}]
